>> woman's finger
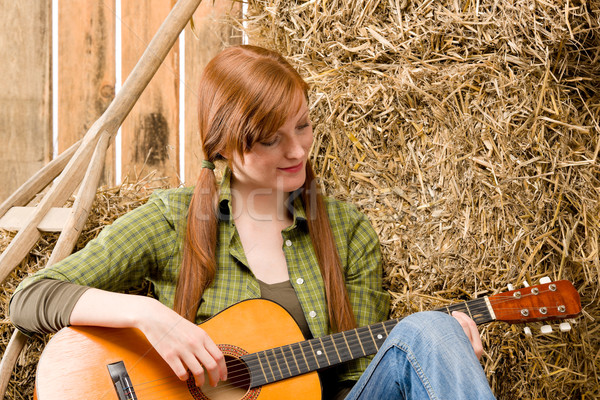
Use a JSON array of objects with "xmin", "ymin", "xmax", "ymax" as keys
[
  {"xmin": 202, "ymin": 336, "xmax": 228, "ymax": 381},
  {"xmin": 452, "ymin": 311, "xmax": 484, "ymax": 360},
  {"xmin": 180, "ymin": 352, "xmax": 206, "ymax": 387}
]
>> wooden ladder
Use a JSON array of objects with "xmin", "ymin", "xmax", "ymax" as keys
[{"xmin": 0, "ymin": 1, "xmax": 203, "ymax": 397}]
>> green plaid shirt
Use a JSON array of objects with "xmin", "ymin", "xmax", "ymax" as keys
[{"xmin": 17, "ymin": 169, "xmax": 389, "ymax": 382}]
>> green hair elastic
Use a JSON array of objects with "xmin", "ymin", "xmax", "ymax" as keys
[{"xmin": 201, "ymin": 160, "xmax": 215, "ymax": 170}]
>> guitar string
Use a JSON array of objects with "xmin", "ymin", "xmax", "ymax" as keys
[
  {"xmin": 129, "ymin": 306, "xmax": 490, "ymax": 396},
  {"xmin": 131, "ymin": 305, "xmax": 528, "ymax": 398},
  {"xmin": 123, "ymin": 288, "xmax": 568, "ymax": 396},
  {"xmin": 132, "ymin": 301, "xmax": 566, "ymax": 397},
  {"xmin": 130, "ymin": 288, "xmax": 566, "ymax": 396}
]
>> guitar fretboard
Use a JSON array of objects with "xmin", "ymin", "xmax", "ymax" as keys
[{"xmin": 242, "ymin": 297, "xmax": 493, "ymax": 388}]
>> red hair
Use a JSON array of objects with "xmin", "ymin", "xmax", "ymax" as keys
[{"xmin": 174, "ymin": 45, "xmax": 356, "ymax": 333}]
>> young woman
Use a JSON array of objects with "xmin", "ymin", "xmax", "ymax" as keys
[{"xmin": 10, "ymin": 45, "xmax": 495, "ymax": 399}]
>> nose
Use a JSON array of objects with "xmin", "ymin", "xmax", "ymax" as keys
[{"xmin": 284, "ymin": 135, "xmax": 307, "ymax": 160}]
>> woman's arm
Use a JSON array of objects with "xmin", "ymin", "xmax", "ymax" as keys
[{"xmin": 70, "ymin": 288, "xmax": 228, "ymax": 387}]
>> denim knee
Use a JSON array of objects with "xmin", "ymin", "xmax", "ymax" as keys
[{"xmin": 387, "ymin": 311, "xmax": 468, "ymax": 353}]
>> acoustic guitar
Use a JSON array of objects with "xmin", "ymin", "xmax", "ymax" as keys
[{"xmin": 34, "ymin": 280, "xmax": 581, "ymax": 400}]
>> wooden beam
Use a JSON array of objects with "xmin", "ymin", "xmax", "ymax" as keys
[
  {"xmin": 0, "ymin": 331, "xmax": 28, "ymax": 398},
  {"xmin": 48, "ymin": 134, "xmax": 110, "ymax": 264}
]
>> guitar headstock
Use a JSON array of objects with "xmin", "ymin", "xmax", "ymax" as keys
[{"xmin": 489, "ymin": 280, "xmax": 581, "ymax": 324}]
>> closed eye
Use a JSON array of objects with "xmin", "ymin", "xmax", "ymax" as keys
[{"xmin": 259, "ymin": 135, "xmax": 280, "ymax": 147}]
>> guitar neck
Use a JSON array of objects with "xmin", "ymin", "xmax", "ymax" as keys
[{"xmin": 242, "ymin": 297, "xmax": 494, "ymax": 388}]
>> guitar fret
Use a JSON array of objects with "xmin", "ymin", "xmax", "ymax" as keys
[
  {"xmin": 286, "ymin": 343, "xmax": 301, "ymax": 376},
  {"xmin": 323, "ymin": 334, "xmax": 342, "ymax": 364},
  {"xmin": 301, "ymin": 340, "xmax": 319, "ymax": 371},
  {"xmin": 259, "ymin": 350, "xmax": 275, "ymax": 383},
  {"xmin": 372, "ymin": 323, "xmax": 387, "ymax": 343},
  {"xmin": 331, "ymin": 332, "xmax": 349, "ymax": 362},
  {"xmin": 318, "ymin": 337, "xmax": 331, "ymax": 365},
  {"xmin": 381, "ymin": 321, "xmax": 389, "ymax": 335},
  {"xmin": 294, "ymin": 342, "xmax": 310, "ymax": 374},
  {"xmin": 464, "ymin": 302, "xmax": 474, "ymax": 320},
  {"xmin": 307, "ymin": 339, "xmax": 322, "ymax": 369},
  {"xmin": 366, "ymin": 325, "xmax": 379, "ymax": 352},
  {"xmin": 354, "ymin": 329, "xmax": 366, "ymax": 356},
  {"xmin": 332, "ymin": 331, "xmax": 357, "ymax": 363},
  {"xmin": 270, "ymin": 348, "xmax": 283, "ymax": 381},
  {"xmin": 275, "ymin": 346, "xmax": 292, "ymax": 379},
  {"xmin": 341, "ymin": 331, "xmax": 355, "ymax": 359},
  {"xmin": 344, "ymin": 328, "xmax": 367, "ymax": 359},
  {"xmin": 356, "ymin": 326, "xmax": 377, "ymax": 355},
  {"xmin": 254, "ymin": 353, "xmax": 268, "ymax": 384}
]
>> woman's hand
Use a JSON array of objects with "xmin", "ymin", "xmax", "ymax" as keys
[
  {"xmin": 451, "ymin": 311, "xmax": 483, "ymax": 360},
  {"xmin": 136, "ymin": 298, "xmax": 228, "ymax": 387},
  {"xmin": 70, "ymin": 288, "xmax": 227, "ymax": 387}
]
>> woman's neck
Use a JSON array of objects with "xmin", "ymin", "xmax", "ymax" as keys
[{"xmin": 230, "ymin": 180, "xmax": 292, "ymax": 224}]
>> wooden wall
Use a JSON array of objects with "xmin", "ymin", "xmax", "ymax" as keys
[{"xmin": 0, "ymin": 0, "xmax": 242, "ymax": 202}]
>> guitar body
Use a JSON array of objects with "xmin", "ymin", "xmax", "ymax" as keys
[{"xmin": 34, "ymin": 299, "xmax": 321, "ymax": 400}]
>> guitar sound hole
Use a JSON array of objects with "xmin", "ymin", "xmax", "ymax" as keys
[
  {"xmin": 225, "ymin": 356, "xmax": 251, "ymax": 392},
  {"xmin": 188, "ymin": 356, "xmax": 254, "ymax": 400}
]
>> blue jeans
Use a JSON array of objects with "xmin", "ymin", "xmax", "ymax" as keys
[{"xmin": 345, "ymin": 311, "xmax": 496, "ymax": 400}]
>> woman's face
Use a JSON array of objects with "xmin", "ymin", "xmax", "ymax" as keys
[{"xmin": 231, "ymin": 95, "xmax": 313, "ymax": 195}]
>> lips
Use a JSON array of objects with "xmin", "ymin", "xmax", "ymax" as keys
[{"xmin": 279, "ymin": 162, "xmax": 303, "ymax": 173}]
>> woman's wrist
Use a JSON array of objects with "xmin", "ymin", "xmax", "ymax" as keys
[{"xmin": 130, "ymin": 295, "xmax": 166, "ymax": 332}]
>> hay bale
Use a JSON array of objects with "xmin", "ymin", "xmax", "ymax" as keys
[{"xmin": 241, "ymin": 0, "xmax": 600, "ymax": 398}]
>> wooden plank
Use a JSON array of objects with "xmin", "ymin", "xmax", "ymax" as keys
[
  {"xmin": 0, "ymin": 1, "xmax": 52, "ymax": 203},
  {"xmin": 184, "ymin": 0, "xmax": 242, "ymax": 185},
  {"xmin": 0, "ymin": 207, "xmax": 73, "ymax": 232},
  {"xmin": 58, "ymin": 0, "xmax": 116, "ymax": 187},
  {"xmin": 121, "ymin": 0, "xmax": 179, "ymax": 186}
]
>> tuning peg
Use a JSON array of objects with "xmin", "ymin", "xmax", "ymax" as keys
[
  {"xmin": 540, "ymin": 276, "xmax": 552, "ymax": 284},
  {"xmin": 559, "ymin": 322, "xmax": 571, "ymax": 332},
  {"xmin": 507, "ymin": 283, "xmax": 515, "ymax": 291},
  {"xmin": 523, "ymin": 327, "xmax": 532, "ymax": 336},
  {"xmin": 540, "ymin": 325, "xmax": 553, "ymax": 334},
  {"xmin": 522, "ymin": 281, "xmax": 530, "ymax": 287}
]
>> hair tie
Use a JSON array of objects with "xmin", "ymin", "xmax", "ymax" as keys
[{"xmin": 201, "ymin": 160, "xmax": 215, "ymax": 170}]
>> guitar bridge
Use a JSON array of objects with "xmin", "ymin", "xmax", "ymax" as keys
[{"xmin": 107, "ymin": 361, "xmax": 138, "ymax": 400}]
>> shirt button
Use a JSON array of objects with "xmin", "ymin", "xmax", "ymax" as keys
[
  {"xmin": 285, "ymin": 239, "xmax": 292, "ymax": 247},
  {"xmin": 296, "ymin": 278, "xmax": 304, "ymax": 285},
  {"xmin": 309, "ymin": 311, "xmax": 317, "ymax": 318}
]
